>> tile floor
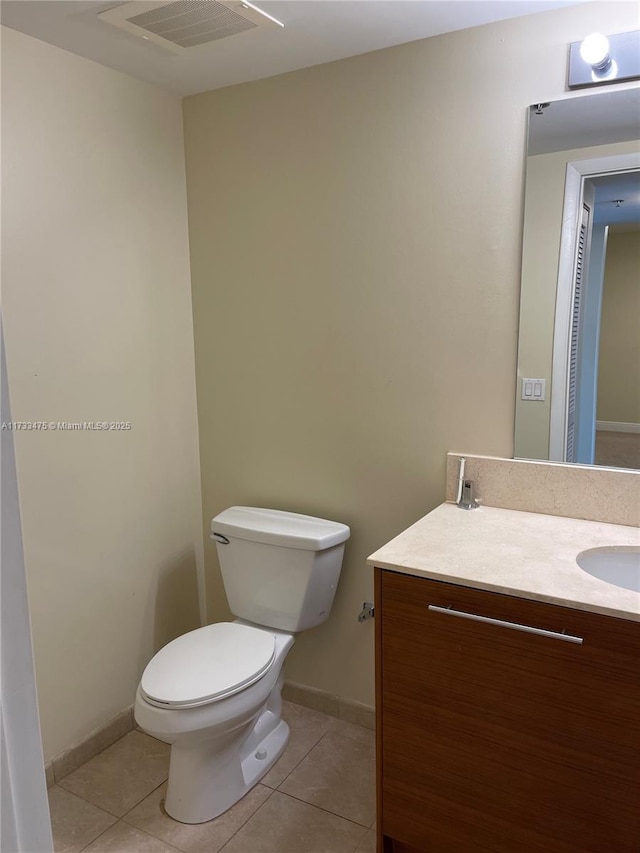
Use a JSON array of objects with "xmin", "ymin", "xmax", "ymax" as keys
[
  {"xmin": 49, "ymin": 701, "xmax": 376, "ymax": 853},
  {"xmin": 594, "ymin": 430, "xmax": 640, "ymax": 470}
]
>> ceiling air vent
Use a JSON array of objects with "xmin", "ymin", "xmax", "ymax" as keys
[{"xmin": 97, "ymin": 1, "xmax": 283, "ymax": 53}]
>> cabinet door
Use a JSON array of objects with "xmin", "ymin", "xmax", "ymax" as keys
[{"xmin": 378, "ymin": 570, "xmax": 640, "ymax": 853}]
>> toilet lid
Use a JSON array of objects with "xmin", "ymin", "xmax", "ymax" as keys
[{"xmin": 140, "ymin": 623, "xmax": 276, "ymax": 709}]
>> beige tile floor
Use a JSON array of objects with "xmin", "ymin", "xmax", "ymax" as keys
[
  {"xmin": 50, "ymin": 701, "xmax": 376, "ymax": 853},
  {"xmin": 594, "ymin": 430, "xmax": 640, "ymax": 470}
]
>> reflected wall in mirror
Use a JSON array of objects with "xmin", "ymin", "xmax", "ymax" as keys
[{"xmin": 515, "ymin": 87, "xmax": 640, "ymax": 471}]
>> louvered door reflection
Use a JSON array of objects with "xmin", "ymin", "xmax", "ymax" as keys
[
  {"xmin": 566, "ymin": 202, "xmax": 588, "ymax": 460},
  {"xmin": 565, "ymin": 178, "xmax": 595, "ymax": 463}
]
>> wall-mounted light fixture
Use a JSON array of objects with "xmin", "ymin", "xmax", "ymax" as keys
[{"xmin": 568, "ymin": 30, "xmax": 640, "ymax": 88}]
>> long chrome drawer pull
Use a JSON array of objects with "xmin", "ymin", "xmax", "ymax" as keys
[{"xmin": 427, "ymin": 605, "xmax": 584, "ymax": 644}]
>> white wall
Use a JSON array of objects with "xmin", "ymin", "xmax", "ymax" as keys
[
  {"xmin": 1, "ymin": 27, "xmax": 204, "ymax": 762},
  {"xmin": 183, "ymin": 2, "xmax": 640, "ymax": 708},
  {"xmin": 597, "ymin": 229, "xmax": 640, "ymax": 424}
]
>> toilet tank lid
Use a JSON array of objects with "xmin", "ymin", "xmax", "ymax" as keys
[{"xmin": 211, "ymin": 507, "xmax": 350, "ymax": 551}]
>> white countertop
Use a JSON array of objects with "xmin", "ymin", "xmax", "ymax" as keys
[{"xmin": 367, "ymin": 502, "xmax": 640, "ymax": 622}]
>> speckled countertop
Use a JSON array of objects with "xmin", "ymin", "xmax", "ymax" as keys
[{"xmin": 367, "ymin": 502, "xmax": 640, "ymax": 622}]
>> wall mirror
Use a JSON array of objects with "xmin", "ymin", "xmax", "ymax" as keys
[{"xmin": 514, "ymin": 86, "xmax": 640, "ymax": 471}]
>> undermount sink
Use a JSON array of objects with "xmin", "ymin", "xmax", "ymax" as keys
[{"xmin": 576, "ymin": 546, "xmax": 640, "ymax": 593}]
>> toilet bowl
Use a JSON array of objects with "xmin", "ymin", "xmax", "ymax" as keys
[
  {"xmin": 135, "ymin": 621, "xmax": 294, "ymax": 824},
  {"xmin": 134, "ymin": 507, "xmax": 349, "ymax": 824}
]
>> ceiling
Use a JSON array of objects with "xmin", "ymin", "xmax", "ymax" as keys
[
  {"xmin": 525, "ymin": 87, "xmax": 640, "ymax": 226},
  {"xmin": 528, "ymin": 88, "xmax": 640, "ymax": 156},
  {"xmin": 1, "ymin": 0, "xmax": 584, "ymax": 96},
  {"xmin": 593, "ymin": 171, "xmax": 640, "ymax": 227}
]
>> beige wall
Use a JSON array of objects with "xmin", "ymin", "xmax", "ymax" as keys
[
  {"xmin": 1, "ymin": 28, "xmax": 204, "ymax": 761},
  {"xmin": 514, "ymin": 139, "xmax": 639, "ymax": 460},
  {"xmin": 184, "ymin": 3, "xmax": 639, "ymax": 707},
  {"xmin": 597, "ymin": 230, "xmax": 640, "ymax": 424}
]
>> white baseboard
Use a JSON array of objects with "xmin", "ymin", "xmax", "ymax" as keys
[{"xmin": 596, "ymin": 421, "xmax": 640, "ymax": 434}]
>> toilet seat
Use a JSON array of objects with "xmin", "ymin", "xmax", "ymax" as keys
[{"xmin": 140, "ymin": 622, "xmax": 276, "ymax": 709}]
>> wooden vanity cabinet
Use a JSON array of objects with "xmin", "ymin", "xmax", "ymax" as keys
[{"xmin": 374, "ymin": 568, "xmax": 640, "ymax": 853}]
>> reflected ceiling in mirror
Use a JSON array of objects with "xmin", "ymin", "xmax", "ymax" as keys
[
  {"xmin": 514, "ymin": 87, "xmax": 640, "ymax": 471},
  {"xmin": 529, "ymin": 88, "xmax": 640, "ymax": 154}
]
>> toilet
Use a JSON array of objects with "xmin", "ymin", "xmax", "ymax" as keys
[{"xmin": 134, "ymin": 506, "xmax": 350, "ymax": 824}]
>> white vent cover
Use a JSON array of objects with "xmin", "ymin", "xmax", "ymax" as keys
[{"xmin": 98, "ymin": 1, "xmax": 283, "ymax": 53}]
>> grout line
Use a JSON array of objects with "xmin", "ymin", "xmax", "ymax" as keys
[
  {"xmin": 216, "ymin": 787, "xmax": 276, "ymax": 853},
  {"xmin": 259, "ymin": 708, "xmax": 333, "ymax": 790},
  {"xmin": 275, "ymin": 789, "xmax": 375, "ymax": 830},
  {"xmin": 269, "ymin": 728, "xmax": 332, "ymax": 791},
  {"xmin": 58, "ymin": 771, "xmax": 170, "ymax": 822},
  {"xmin": 49, "ymin": 783, "xmax": 118, "ymax": 820},
  {"xmin": 79, "ymin": 820, "xmax": 184, "ymax": 853},
  {"xmin": 119, "ymin": 782, "xmax": 278, "ymax": 852},
  {"xmin": 55, "ymin": 781, "xmax": 123, "ymax": 821},
  {"xmin": 353, "ymin": 823, "xmax": 373, "ymax": 852},
  {"xmin": 77, "ymin": 818, "xmax": 122, "ymax": 853},
  {"xmin": 121, "ymin": 778, "xmax": 169, "ymax": 822},
  {"xmin": 130, "ymin": 823, "xmax": 184, "ymax": 853},
  {"xmin": 274, "ymin": 725, "xmax": 374, "ymax": 794},
  {"xmin": 216, "ymin": 789, "xmax": 372, "ymax": 853}
]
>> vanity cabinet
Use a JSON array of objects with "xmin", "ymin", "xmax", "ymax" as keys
[{"xmin": 374, "ymin": 568, "xmax": 640, "ymax": 853}]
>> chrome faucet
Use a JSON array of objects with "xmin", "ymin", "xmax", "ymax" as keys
[
  {"xmin": 458, "ymin": 478, "xmax": 479, "ymax": 510},
  {"xmin": 456, "ymin": 456, "xmax": 479, "ymax": 510}
]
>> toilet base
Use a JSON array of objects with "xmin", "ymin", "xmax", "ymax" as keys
[{"xmin": 164, "ymin": 706, "xmax": 290, "ymax": 824}]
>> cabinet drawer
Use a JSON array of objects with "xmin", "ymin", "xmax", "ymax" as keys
[{"xmin": 378, "ymin": 569, "xmax": 640, "ymax": 853}]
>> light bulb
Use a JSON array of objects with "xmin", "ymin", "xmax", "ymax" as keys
[{"xmin": 579, "ymin": 33, "xmax": 611, "ymax": 70}]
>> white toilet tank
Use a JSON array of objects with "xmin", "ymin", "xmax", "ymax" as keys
[{"xmin": 210, "ymin": 507, "xmax": 350, "ymax": 632}]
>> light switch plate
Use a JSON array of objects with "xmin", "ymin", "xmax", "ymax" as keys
[{"xmin": 521, "ymin": 378, "xmax": 546, "ymax": 401}]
